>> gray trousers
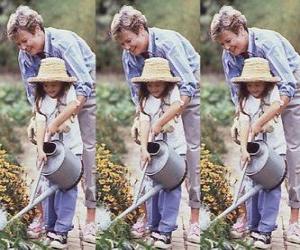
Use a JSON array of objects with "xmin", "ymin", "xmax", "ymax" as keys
[
  {"xmin": 181, "ymin": 69, "xmax": 200, "ymax": 209},
  {"xmin": 282, "ymin": 69, "xmax": 300, "ymax": 208},
  {"xmin": 78, "ymin": 95, "xmax": 97, "ymax": 208}
]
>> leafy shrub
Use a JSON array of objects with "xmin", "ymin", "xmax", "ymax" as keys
[
  {"xmin": 200, "ymin": 145, "xmax": 237, "ymax": 223},
  {"xmin": 0, "ymin": 85, "xmax": 31, "ymax": 126},
  {"xmin": 201, "ymin": 83, "xmax": 235, "ymax": 127},
  {"xmin": 96, "ymin": 144, "xmax": 141, "ymax": 224},
  {"xmin": 0, "ymin": 147, "xmax": 36, "ymax": 224}
]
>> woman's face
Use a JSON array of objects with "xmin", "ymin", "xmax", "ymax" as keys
[
  {"xmin": 14, "ymin": 27, "xmax": 45, "ymax": 55},
  {"xmin": 146, "ymin": 81, "xmax": 167, "ymax": 98},
  {"xmin": 42, "ymin": 81, "xmax": 63, "ymax": 98},
  {"xmin": 217, "ymin": 29, "xmax": 248, "ymax": 56},
  {"xmin": 116, "ymin": 28, "xmax": 149, "ymax": 56},
  {"xmin": 246, "ymin": 82, "xmax": 266, "ymax": 98}
]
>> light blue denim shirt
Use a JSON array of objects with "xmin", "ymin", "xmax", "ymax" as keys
[
  {"xmin": 122, "ymin": 27, "xmax": 200, "ymax": 105},
  {"xmin": 18, "ymin": 27, "xmax": 96, "ymax": 105},
  {"xmin": 223, "ymin": 27, "xmax": 300, "ymax": 105}
]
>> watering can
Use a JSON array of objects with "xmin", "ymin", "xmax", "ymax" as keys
[
  {"xmin": 111, "ymin": 139, "xmax": 186, "ymax": 224},
  {"xmin": 5, "ymin": 139, "xmax": 83, "ymax": 226},
  {"xmin": 212, "ymin": 139, "xmax": 286, "ymax": 223}
]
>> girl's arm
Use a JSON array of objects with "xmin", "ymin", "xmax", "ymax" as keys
[
  {"xmin": 152, "ymin": 101, "xmax": 181, "ymax": 135},
  {"xmin": 35, "ymin": 113, "xmax": 47, "ymax": 163},
  {"xmin": 239, "ymin": 113, "xmax": 251, "ymax": 164},
  {"xmin": 139, "ymin": 114, "xmax": 151, "ymax": 164},
  {"xmin": 251, "ymin": 101, "xmax": 280, "ymax": 136}
]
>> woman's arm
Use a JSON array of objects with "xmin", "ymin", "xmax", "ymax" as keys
[
  {"xmin": 251, "ymin": 101, "xmax": 281, "ymax": 135},
  {"xmin": 151, "ymin": 101, "xmax": 181, "ymax": 135}
]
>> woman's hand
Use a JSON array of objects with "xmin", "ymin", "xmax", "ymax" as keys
[
  {"xmin": 251, "ymin": 121, "xmax": 263, "ymax": 137},
  {"xmin": 47, "ymin": 121, "xmax": 59, "ymax": 136},
  {"xmin": 151, "ymin": 121, "xmax": 162, "ymax": 136}
]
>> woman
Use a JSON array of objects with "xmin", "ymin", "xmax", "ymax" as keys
[
  {"xmin": 110, "ymin": 5, "xmax": 201, "ymax": 243},
  {"xmin": 210, "ymin": 5, "xmax": 300, "ymax": 244}
]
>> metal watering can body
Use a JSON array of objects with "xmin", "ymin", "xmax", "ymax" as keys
[
  {"xmin": 246, "ymin": 140, "xmax": 286, "ymax": 190},
  {"xmin": 42, "ymin": 140, "xmax": 83, "ymax": 191},
  {"xmin": 212, "ymin": 140, "xmax": 286, "ymax": 223},
  {"xmin": 5, "ymin": 140, "xmax": 83, "ymax": 227},
  {"xmin": 145, "ymin": 140, "xmax": 186, "ymax": 191},
  {"xmin": 111, "ymin": 140, "xmax": 186, "ymax": 225}
]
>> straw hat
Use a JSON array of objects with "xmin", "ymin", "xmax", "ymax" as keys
[
  {"xmin": 28, "ymin": 57, "xmax": 77, "ymax": 83},
  {"xmin": 131, "ymin": 58, "xmax": 181, "ymax": 83},
  {"xmin": 231, "ymin": 57, "xmax": 280, "ymax": 83}
]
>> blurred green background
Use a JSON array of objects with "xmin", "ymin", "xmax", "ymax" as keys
[
  {"xmin": 0, "ymin": 0, "xmax": 95, "ymax": 72},
  {"xmin": 201, "ymin": 0, "xmax": 300, "ymax": 73}
]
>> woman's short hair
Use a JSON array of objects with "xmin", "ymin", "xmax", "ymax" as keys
[
  {"xmin": 210, "ymin": 6, "xmax": 247, "ymax": 41},
  {"xmin": 110, "ymin": 5, "xmax": 147, "ymax": 40},
  {"xmin": 7, "ymin": 5, "xmax": 44, "ymax": 41}
]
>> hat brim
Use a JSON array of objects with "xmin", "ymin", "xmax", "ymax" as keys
[
  {"xmin": 131, "ymin": 76, "xmax": 181, "ymax": 83},
  {"xmin": 232, "ymin": 76, "xmax": 281, "ymax": 83},
  {"xmin": 28, "ymin": 76, "xmax": 77, "ymax": 83}
]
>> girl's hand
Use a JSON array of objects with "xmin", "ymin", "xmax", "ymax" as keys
[
  {"xmin": 241, "ymin": 148, "xmax": 250, "ymax": 166},
  {"xmin": 151, "ymin": 121, "xmax": 162, "ymax": 136},
  {"xmin": 141, "ymin": 148, "xmax": 151, "ymax": 166},
  {"xmin": 37, "ymin": 150, "xmax": 47, "ymax": 164}
]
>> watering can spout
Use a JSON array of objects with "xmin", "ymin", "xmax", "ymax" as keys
[
  {"xmin": 211, "ymin": 184, "xmax": 263, "ymax": 224},
  {"xmin": 5, "ymin": 185, "xmax": 59, "ymax": 228},
  {"xmin": 110, "ymin": 184, "xmax": 163, "ymax": 226}
]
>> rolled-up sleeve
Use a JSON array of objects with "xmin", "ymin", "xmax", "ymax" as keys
[
  {"xmin": 62, "ymin": 44, "xmax": 94, "ymax": 98},
  {"xmin": 266, "ymin": 45, "xmax": 296, "ymax": 98},
  {"xmin": 166, "ymin": 44, "xmax": 197, "ymax": 98}
]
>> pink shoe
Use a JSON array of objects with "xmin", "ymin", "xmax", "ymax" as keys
[
  {"xmin": 131, "ymin": 215, "xmax": 148, "ymax": 239},
  {"xmin": 27, "ymin": 216, "xmax": 45, "ymax": 239},
  {"xmin": 230, "ymin": 216, "xmax": 248, "ymax": 239}
]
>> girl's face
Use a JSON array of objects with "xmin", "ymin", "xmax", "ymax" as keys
[
  {"xmin": 117, "ymin": 29, "xmax": 149, "ymax": 56},
  {"xmin": 42, "ymin": 81, "xmax": 63, "ymax": 98},
  {"xmin": 146, "ymin": 82, "xmax": 166, "ymax": 98},
  {"xmin": 217, "ymin": 29, "xmax": 248, "ymax": 56},
  {"xmin": 246, "ymin": 82, "xmax": 266, "ymax": 98},
  {"xmin": 14, "ymin": 27, "xmax": 45, "ymax": 55}
]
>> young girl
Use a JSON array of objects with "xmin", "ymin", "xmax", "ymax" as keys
[
  {"xmin": 231, "ymin": 58, "xmax": 286, "ymax": 249},
  {"xmin": 131, "ymin": 57, "xmax": 187, "ymax": 249},
  {"xmin": 28, "ymin": 57, "xmax": 83, "ymax": 249}
]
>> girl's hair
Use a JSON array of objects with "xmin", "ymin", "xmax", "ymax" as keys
[
  {"xmin": 238, "ymin": 82, "xmax": 275, "ymax": 116},
  {"xmin": 7, "ymin": 5, "xmax": 44, "ymax": 41},
  {"xmin": 139, "ymin": 82, "xmax": 175, "ymax": 116},
  {"xmin": 110, "ymin": 5, "xmax": 148, "ymax": 40},
  {"xmin": 35, "ymin": 82, "xmax": 72, "ymax": 118},
  {"xmin": 210, "ymin": 6, "xmax": 248, "ymax": 41}
]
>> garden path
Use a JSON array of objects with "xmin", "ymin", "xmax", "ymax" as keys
[
  {"xmin": 18, "ymin": 134, "xmax": 94, "ymax": 249},
  {"xmin": 222, "ymin": 127, "xmax": 299, "ymax": 250},
  {"xmin": 121, "ymin": 129, "xmax": 200, "ymax": 250}
]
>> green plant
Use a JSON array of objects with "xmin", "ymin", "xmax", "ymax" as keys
[
  {"xmin": 96, "ymin": 144, "xmax": 141, "ymax": 224},
  {"xmin": 0, "ymin": 147, "xmax": 36, "ymax": 224},
  {"xmin": 96, "ymin": 219, "xmax": 153, "ymax": 250},
  {"xmin": 200, "ymin": 145, "xmax": 237, "ymax": 223}
]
